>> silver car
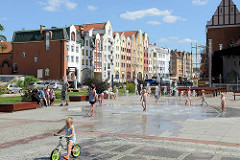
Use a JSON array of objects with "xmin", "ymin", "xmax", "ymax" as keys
[
  {"xmin": 4, "ymin": 84, "xmax": 22, "ymax": 94},
  {"xmin": 50, "ymin": 82, "xmax": 62, "ymax": 90},
  {"xmin": 27, "ymin": 81, "xmax": 45, "ymax": 89}
]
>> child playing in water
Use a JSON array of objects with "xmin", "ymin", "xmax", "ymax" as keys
[
  {"xmin": 221, "ymin": 93, "xmax": 226, "ymax": 115},
  {"xmin": 201, "ymin": 90, "xmax": 208, "ymax": 106},
  {"xmin": 185, "ymin": 87, "xmax": 192, "ymax": 106},
  {"xmin": 54, "ymin": 117, "xmax": 76, "ymax": 160},
  {"xmin": 140, "ymin": 88, "xmax": 149, "ymax": 111}
]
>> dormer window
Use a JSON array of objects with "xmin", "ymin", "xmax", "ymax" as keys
[{"xmin": 71, "ymin": 32, "xmax": 75, "ymax": 41}]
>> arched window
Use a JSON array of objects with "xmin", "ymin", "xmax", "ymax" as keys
[
  {"xmin": 45, "ymin": 68, "xmax": 49, "ymax": 76},
  {"xmin": 46, "ymin": 32, "xmax": 50, "ymax": 50},
  {"xmin": 71, "ymin": 32, "xmax": 75, "ymax": 41}
]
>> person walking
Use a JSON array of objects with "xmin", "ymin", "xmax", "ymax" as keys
[
  {"xmin": 60, "ymin": 80, "xmax": 69, "ymax": 106},
  {"xmin": 87, "ymin": 85, "xmax": 97, "ymax": 117},
  {"xmin": 45, "ymin": 85, "xmax": 51, "ymax": 106}
]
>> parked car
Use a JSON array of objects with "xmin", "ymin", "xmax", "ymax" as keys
[
  {"xmin": 27, "ymin": 81, "xmax": 45, "ymax": 89},
  {"xmin": 4, "ymin": 84, "xmax": 22, "ymax": 93},
  {"xmin": 44, "ymin": 81, "xmax": 50, "ymax": 87},
  {"xmin": 50, "ymin": 82, "xmax": 62, "ymax": 90},
  {"xmin": 145, "ymin": 79, "xmax": 157, "ymax": 86}
]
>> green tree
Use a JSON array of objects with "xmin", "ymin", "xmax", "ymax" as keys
[
  {"xmin": 0, "ymin": 24, "xmax": 7, "ymax": 42},
  {"xmin": 0, "ymin": 24, "xmax": 8, "ymax": 53}
]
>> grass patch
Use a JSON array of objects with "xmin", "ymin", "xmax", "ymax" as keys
[
  {"xmin": 116, "ymin": 88, "xmax": 135, "ymax": 96},
  {"xmin": 0, "ymin": 96, "xmax": 22, "ymax": 104}
]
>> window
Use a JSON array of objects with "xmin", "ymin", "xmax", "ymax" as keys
[
  {"xmin": 86, "ymin": 50, "xmax": 88, "ymax": 56},
  {"xmin": 13, "ymin": 63, "xmax": 18, "ymax": 72},
  {"xmin": 108, "ymin": 63, "xmax": 110, "ymax": 69},
  {"xmin": 46, "ymin": 32, "xmax": 50, "ymax": 50},
  {"xmin": 82, "ymin": 49, "xmax": 84, "ymax": 55},
  {"xmin": 66, "ymin": 55, "xmax": 69, "ymax": 62},
  {"xmin": 71, "ymin": 32, "xmax": 75, "ymax": 41},
  {"xmin": 71, "ymin": 56, "xmax": 74, "ymax": 62},
  {"xmin": 34, "ymin": 57, "xmax": 38, "ymax": 63},
  {"xmin": 86, "ymin": 40, "xmax": 88, "ymax": 46},
  {"xmin": 45, "ymin": 68, "xmax": 49, "ymax": 76},
  {"xmin": 76, "ymin": 46, "xmax": 79, "ymax": 53},
  {"xmin": 231, "ymin": 7, "xmax": 234, "ymax": 13},
  {"xmin": 90, "ymin": 51, "xmax": 92, "ymax": 57},
  {"xmin": 82, "ymin": 59, "xmax": 84, "ymax": 65},
  {"xmin": 71, "ymin": 45, "xmax": 74, "ymax": 52},
  {"xmin": 86, "ymin": 60, "xmax": 88, "ymax": 65},
  {"xmin": 66, "ymin": 44, "xmax": 69, "ymax": 51},
  {"xmin": 76, "ymin": 56, "xmax": 79, "ymax": 63},
  {"xmin": 23, "ymin": 52, "xmax": 26, "ymax": 58}
]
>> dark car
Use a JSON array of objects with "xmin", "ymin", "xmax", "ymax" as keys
[{"xmin": 145, "ymin": 79, "xmax": 157, "ymax": 86}]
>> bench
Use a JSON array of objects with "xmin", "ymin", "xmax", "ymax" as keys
[
  {"xmin": 0, "ymin": 102, "xmax": 37, "ymax": 112},
  {"xmin": 69, "ymin": 95, "xmax": 89, "ymax": 102},
  {"xmin": 233, "ymin": 91, "xmax": 240, "ymax": 100}
]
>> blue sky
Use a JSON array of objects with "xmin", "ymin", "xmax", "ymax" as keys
[{"xmin": 0, "ymin": 0, "xmax": 239, "ymax": 53}]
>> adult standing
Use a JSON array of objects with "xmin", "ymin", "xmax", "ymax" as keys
[
  {"xmin": 155, "ymin": 84, "xmax": 161, "ymax": 104},
  {"xmin": 60, "ymin": 80, "xmax": 69, "ymax": 106},
  {"xmin": 87, "ymin": 85, "xmax": 97, "ymax": 117}
]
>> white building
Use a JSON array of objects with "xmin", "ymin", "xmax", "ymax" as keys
[
  {"xmin": 66, "ymin": 24, "xmax": 82, "ymax": 83},
  {"xmin": 113, "ymin": 32, "xmax": 121, "ymax": 82},
  {"xmin": 149, "ymin": 43, "xmax": 170, "ymax": 81}
]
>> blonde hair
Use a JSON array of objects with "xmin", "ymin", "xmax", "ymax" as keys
[
  {"xmin": 221, "ymin": 93, "xmax": 224, "ymax": 96},
  {"xmin": 66, "ymin": 117, "xmax": 73, "ymax": 124}
]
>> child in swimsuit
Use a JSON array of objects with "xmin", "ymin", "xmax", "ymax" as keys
[
  {"xmin": 140, "ymin": 88, "xmax": 148, "ymax": 111},
  {"xmin": 185, "ymin": 87, "xmax": 192, "ymax": 106},
  {"xmin": 221, "ymin": 93, "xmax": 226, "ymax": 115},
  {"xmin": 201, "ymin": 90, "xmax": 208, "ymax": 106}
]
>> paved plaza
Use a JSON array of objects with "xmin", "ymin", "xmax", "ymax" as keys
[{"xmin": 1, "ymin": 93, "xmax": 240, "ymax": 159}]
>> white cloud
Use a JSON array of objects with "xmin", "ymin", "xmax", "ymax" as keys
[
  {"xmin": 39, "ymin": 0, "xmax": 77, "ymax": 12},
  {"xmin": 192, "ymin": 0, "xmax": 208, "ymax": 6},
  {"xmin": 162, "ymin": 15, "xmax": 187, "ymax": 23},
  {"xmin": 158, "ymin": 37, "xmax": 197, "ymax": 44},
  {"xmin": 0, "ymin": 17, "xmax": 7, "ymax": 21},
  {"xmin": 146, "ymin": 21, "xmax": 161, "ymax": 25},
  {"xmin": 87, "ymin": 5, "xmax": 98, "ymax": 11},
  {"xmin": 158, "ymin": 38, "xmax": 170, "ymax": 43},
  {"xmin": 178, "ymin": 38, "xmax": 197, "ymax": 43},
  {"xmin": 120, "ymin": 8, "xmax": 171, "ymax": 20}
]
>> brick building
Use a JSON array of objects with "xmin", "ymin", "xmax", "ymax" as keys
[
  {"xmin": 202, "ymin": 0, "xmax": 240, "ymax": 79},
  {"xmin": 0, "ymin": 42, "xmax": 13, "ymax": 74},
  {"xmin": 11, "ymin": 25, "xmax": 82, "ymax": 82},
  {"xmin": 170, "ymin": 50, "xmax": 192, "ymax": 81}
]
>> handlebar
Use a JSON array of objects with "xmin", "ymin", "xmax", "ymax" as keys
[{"xmin": 54, "ymin": 134, "xmax": 65, "ymax": 139}]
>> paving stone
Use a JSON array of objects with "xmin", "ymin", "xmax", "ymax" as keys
[
  {"xmin": 132, "ymin": 147, "xmax": 183, "ymax": 158},
  {"xmin": 118, "ymin": 156, "xmax": 147, "ymax": 160},
  {"xmin": 111, "ymin": 144, "xmax": 136, "ymax": 152},
  {"xmin": 183, "ymin": 153, "xmax": 214, "ymax": 160},
  {"xmin": 220, "ymin": 157, "xmax": 240, "ymax": 160}
]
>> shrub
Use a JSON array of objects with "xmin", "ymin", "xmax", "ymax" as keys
[
  {"xmin": 23, "ymin": 75, "xmax": 40, "ymax": 88},
  {"xmin": 21, "ymin": 89, "xmax": 32, "ymax": 102},
  {"xmin": 126, "ymin": 82, "xmax": 135, "ymax": 93},
  {"xmin": 0, "ymin": 84, "xmax": 5, "ymax": 95},
  {"xmin": 17, "ymin": 79, "xmax": 24, "ymax": 88},
  {"xmin": 84, "ymin": 78, "xmax": 109, "ymax": 94}
]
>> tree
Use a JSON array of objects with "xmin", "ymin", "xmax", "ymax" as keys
[
  {"xmin": 0, "ymin": 42, "xmax": 8, "ymax": 53},
  {"xmin": 0, "ymin": 24, "xmax": 7, "ymax": 42}
]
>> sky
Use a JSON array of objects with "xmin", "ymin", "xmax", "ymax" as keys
[{"xmin": 0, "ymin": 0, "xmax": 240, "ymax": 54}]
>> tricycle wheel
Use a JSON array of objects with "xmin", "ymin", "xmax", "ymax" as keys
[
  {"xmin": 71, "ymin": 144, "xmax": 81, "ymax": 158},
  {"xmin": 50, "ymin": 149, "xmax": 61, "ymax": 160}
]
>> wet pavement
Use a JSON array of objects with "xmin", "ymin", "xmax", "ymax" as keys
[{"xmin": 1, "ymin": 94, "xmax": 240, "ymax": 159}]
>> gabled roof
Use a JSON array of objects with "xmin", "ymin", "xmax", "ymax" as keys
[
  {"xmin": 75, "ymin": 22, "xmax": 106, "ymax": 32},
  {"xmin": 12, "ymin": 27, "xmax": 70, "ymax": 43},
  {"xmin": 0, "ymin": 42, "xmax": 12, "ymax": 53}
]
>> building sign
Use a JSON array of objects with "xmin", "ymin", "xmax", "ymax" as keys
[{"xmin": 193, "ymin": 78, "xmax": 198, "ymax": 87}]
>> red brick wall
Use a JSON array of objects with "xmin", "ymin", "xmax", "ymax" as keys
[
  {"xmin": 12, "ymin": 40, "xmax": 68, "ymax": 81},
  {"xmin": 207, "ymin": 26, "xmax": 240, "ymax": 53},
  {"xmin": 0, "ymin": 53, "xmax": 12, "ymax": 74}
]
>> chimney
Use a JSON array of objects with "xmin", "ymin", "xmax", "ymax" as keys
[
  {"xmin": 51, "ymin": 26, "xmax": 57, "ymax": 29},
  {"xmin": 40, "ymin": 25, "xmax": 45, "ymax": 34},
  {"xmin": 79, "ymin": 26, "xmax": 84, "ymax": 36},
  {"xmin": 154, "ymin": 43, "xmax": 156, "ymax": 46}
]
